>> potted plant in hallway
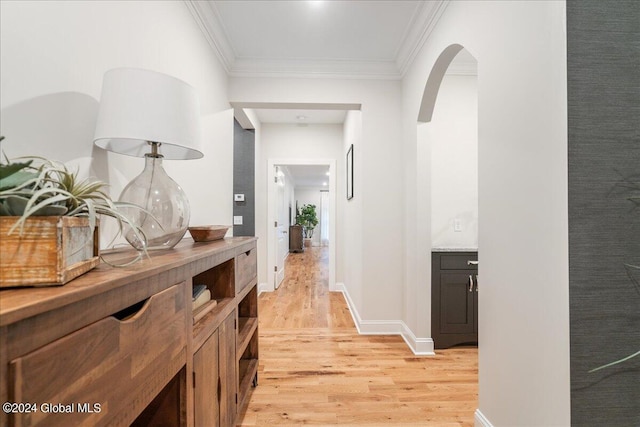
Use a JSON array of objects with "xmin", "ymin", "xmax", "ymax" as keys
[{"xmin": 296, "ymin": 204, "xmax": 318, "ymax": 248}]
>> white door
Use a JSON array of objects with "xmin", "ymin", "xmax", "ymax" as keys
[{"xmin": 275, "ymin": 167, "xmax": 288, "ymax": 288}]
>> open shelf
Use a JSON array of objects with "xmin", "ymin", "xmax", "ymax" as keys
[
  {"xmin": 193, "ymin": 297, "xmax": 231, "ymax": 324},
  {"xmin": 237, "ymin": 285, "xmax": 257, "ymax": 356},
  {"xmin": 239, "ymin": 358, "xmax": 258, "ymax": 391},
  {"xmin": 238, "ymin": 344, "xmax": 259, "ymax": 412},
  {"xmin": 131, "ymin": 368, "xmax": 184, "ymax": 427},
  {"xmin": 237, "ymin": 283, "xmax": 258, "ymax": 412},
  {"xmin": 193, "ymin": 298, "xmax": 235, "ymax": 352},
  {"xmin": 237, "ymin": 317, "xmax": 258, "ymax": 356},
  {"xmin": 238, "ymin": 358, "xmax": 258, "ymax": 410},
  {"xmin": 192, "ymin": 258, "xmax": 234, "ymax": 317}
]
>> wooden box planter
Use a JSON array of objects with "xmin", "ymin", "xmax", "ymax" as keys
[{"xmin": 0, "ymin": 216, "xmax": 99, "ymax": 287}]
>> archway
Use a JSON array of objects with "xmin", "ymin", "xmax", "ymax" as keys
[{"xmin": 417, "ymin": 44, "xmax": 479, "ymax": 350}]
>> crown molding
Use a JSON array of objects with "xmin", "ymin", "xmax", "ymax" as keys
[
  {"xmin": 396, "ymin": 0, "xmax": 449, "ymax": 78},
  {"xmin": 185, "ymin": 0, "xmax": 449, "ymax": 80},
  {"xmin": 229, "ymin": 57, "xmax": 401, "ymax": 80},
  {"xmin": 184, "ymin": 0, "xmax": 235, "ymax": 73}
]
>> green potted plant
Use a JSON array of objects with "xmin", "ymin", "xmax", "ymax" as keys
[
  {"xmin": 0, "ymin": 140, "xmax": 146, "ymax": 286},
  {"xmin": 295, "ymin": 204, "xmax": 318, "ymax": 248}
]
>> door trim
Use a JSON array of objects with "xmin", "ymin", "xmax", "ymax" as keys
[{"xmin": 267, "ymin": 158, "xmax": 337, "ymax": 292}]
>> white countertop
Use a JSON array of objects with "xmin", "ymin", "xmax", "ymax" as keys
[{"xmin": 431, "ymin": 248, "xmax": 478, "ymax": 252}]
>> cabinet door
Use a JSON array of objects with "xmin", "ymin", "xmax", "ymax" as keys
[
  {"xmin": 219, "ymin": 311, "xmax": 237, "ymax": 427},
  {"xmin": 194, "ymin": 330, "xmax": 219, "ymax": 427},
  {"xmin": 439, "ymin": 272, "xmax": 475, "ymax": 335}
]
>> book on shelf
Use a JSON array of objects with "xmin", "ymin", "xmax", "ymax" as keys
[
  {"xmin": 192, "ymin": 284, "xmax": 207, "ymax": 300},
  {"xmin": 193, "ymin": 289, "xmax": 215, "ymax": 311}
]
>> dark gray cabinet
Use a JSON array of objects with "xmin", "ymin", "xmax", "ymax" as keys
[
  {"xmin": 432, "ymin": 252, "xmax": 478, "ymax": 349},
  {"xmin": 289, "ymin": 225, "xmax": 303, "ymax": 253}
]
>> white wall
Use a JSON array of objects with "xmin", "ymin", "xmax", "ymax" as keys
[
  {"xmin": 231, "ymin": 77, "xmax": 404, "ymax": 322},
  {"xmin": 403, "ymin": 1, "xmax": 569, "ymax": 426},
  {"xmin": 342, "ymin": 111, "xmax": 364, "ymax": 312},
  {"xmin": 282, "ymin": 168, "xmax": 296, "ymax": 228},
  {"xmin": 431, "ymin": 74, "xmax": 478, "ymax": 249},
  {"xmin": 0, "ymin": 0, "xmax": 232, "ymax": 246}
]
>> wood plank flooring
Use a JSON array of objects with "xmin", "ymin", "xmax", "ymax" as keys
[{"xmin": 237, "ymin": 247, "xmax": 478, "ymax": 426}]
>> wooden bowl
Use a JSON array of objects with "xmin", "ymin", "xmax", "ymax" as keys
[{"xmin": 188, "ymin": 225, "xmax": 230, "ymax": 242}]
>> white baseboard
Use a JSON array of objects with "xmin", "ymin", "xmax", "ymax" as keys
[
  {"xmin": 257, "ymin": 282, "xmax": 271, "ymax": 295},
  {"xmin": 400, "ymin": 324, "xmax": 435, "ymax": 355},
  {"xmin": 474, "ymin": 409, "xmax": 493, "ymax": 427},
  {"xmin": 334, "ymin": 283, "xmax": 434, "ymax": 356}
]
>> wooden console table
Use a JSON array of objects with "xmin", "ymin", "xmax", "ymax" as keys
[{"xmin": 0, "ymin": 237, "xmax": 258, "ymax": 427}]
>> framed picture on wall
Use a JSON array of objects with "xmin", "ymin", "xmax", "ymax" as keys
[{"xmin": 346, "ymin": 144, "xmax": 354, "ymax": 200}]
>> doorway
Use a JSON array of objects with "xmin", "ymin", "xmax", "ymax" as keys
[
  {"xmin": 267, "ymin": 159, "xmax": 337, "ymax": 292},
  {"xmin": 417, "ymin": 45, "xmax": 479, "ymax": 349}
]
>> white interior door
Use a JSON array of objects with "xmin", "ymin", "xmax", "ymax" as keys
[{"xmin": 275, "ymin": 167, "xmax": 288, "ymax": 288}]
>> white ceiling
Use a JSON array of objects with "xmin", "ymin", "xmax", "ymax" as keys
[
  {"xmin": 282, "ymin": 164, "xmax": 330, "ymax": 188},
  {"xmin": 186, "ymin": 1, "xmax": 475, "ymax": 183},
  {"xmin": 214, "ymin": 0, "xmax": 421, "ymax": 62},
  {"xmin": 186, "ymin": 0, "xmax": 448, "ymax": 79},
  {"xmin": 255, "ymin": 108, "xmax": 346, "ymax": 125}
]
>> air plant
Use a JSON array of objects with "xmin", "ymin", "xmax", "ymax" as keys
[{"xmin": 0, "ymin": 145, "xmax": 150, "ymax": 265}]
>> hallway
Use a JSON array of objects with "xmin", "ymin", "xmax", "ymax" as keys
[{"xmin": 238, "ymin": 247, "xmax": 478, "ymax": 426}]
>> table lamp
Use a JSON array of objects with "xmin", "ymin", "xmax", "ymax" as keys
[{"xmin": 94, "ymin": 68, "xmax": 203, "ymax": 250}]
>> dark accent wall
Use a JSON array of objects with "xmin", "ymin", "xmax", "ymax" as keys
[
  {"xmin": 233, "ymin": 119, "xmax": 255, "ymax": 236},
  {"xmin": 568, "ymin": 1, "xmax": 640, "ymax": 425}
]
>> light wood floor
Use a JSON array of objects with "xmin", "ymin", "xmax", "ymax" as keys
[{"xmin": 237, "ymin": 247, "xmax": 478, "ymax": 426}]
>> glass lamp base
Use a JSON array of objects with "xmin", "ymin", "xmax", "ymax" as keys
[{"xmin": 120, "ymin": 154, "xmax": 190, "ymax": 250}]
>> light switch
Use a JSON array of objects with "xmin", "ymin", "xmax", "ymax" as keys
[
  {"xmin": 454, "ymin": 219, "xmax": 462, "ymax": 232},
  {"xmin": 234, "ymin": 194, "xmax": 245, "ymax": 202},
  {"xmin": 233, "ymin": 216, "xmax": 243, "ymax": 225}
]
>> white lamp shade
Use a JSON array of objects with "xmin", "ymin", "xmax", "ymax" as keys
[{"xmin": 94, "ymin": 68, "xmax": 203, "ymax": 159}]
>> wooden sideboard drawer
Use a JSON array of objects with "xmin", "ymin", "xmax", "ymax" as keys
[
  {"xmin": 8, "ymin": 283, "xmax": 187, "ymax": 427},
  {"xmin": 439, "ymin": 253, "xmax": 478, "ymax": 270},
  {"xmin": 235, "ymin": 247, "xmax": 257, "ymax": 293}
]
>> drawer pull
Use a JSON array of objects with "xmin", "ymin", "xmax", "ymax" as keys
[
  {"xmin": 113, "ymin": 298, "xmax": 149, "ymax": 321},
  {"xmin": 467, "ymin": 260, "xmax": 478, "ymax": 266},
  {"xmin": 469, "ymin": 275, "xmax": 474, "ymax": 292}
]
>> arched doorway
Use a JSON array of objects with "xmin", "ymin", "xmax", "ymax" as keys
[{"xmin": 417, "ymin": 44, "xmax": 479, "ymax": 349}]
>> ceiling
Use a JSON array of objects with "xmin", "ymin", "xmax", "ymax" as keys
[
  {"xmin": 185, "ymin": 1, "xmax": 473, "ymax": 185},
  {"xmin": 282, "ymin": 164, "xmax": 330, "ymax": 188},
  {"xmin": 188, "ymin": 1, "xmax": 477, "ymax": 126},
  {"xmin": 254, "ymin": 109, "xmax": 346, "ymax": 125},
  {"xmin": 186, "ymin": 0, "xmax": 448, "ymax": 79}
]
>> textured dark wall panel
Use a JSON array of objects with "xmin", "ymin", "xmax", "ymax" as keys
[
  {"xmin": 568, "ymin": 1, "xmax": 640, "ymax": 425},
  {"xmin": 233, "ymin": 119, "xmax": 255, "ymax": 236}
]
